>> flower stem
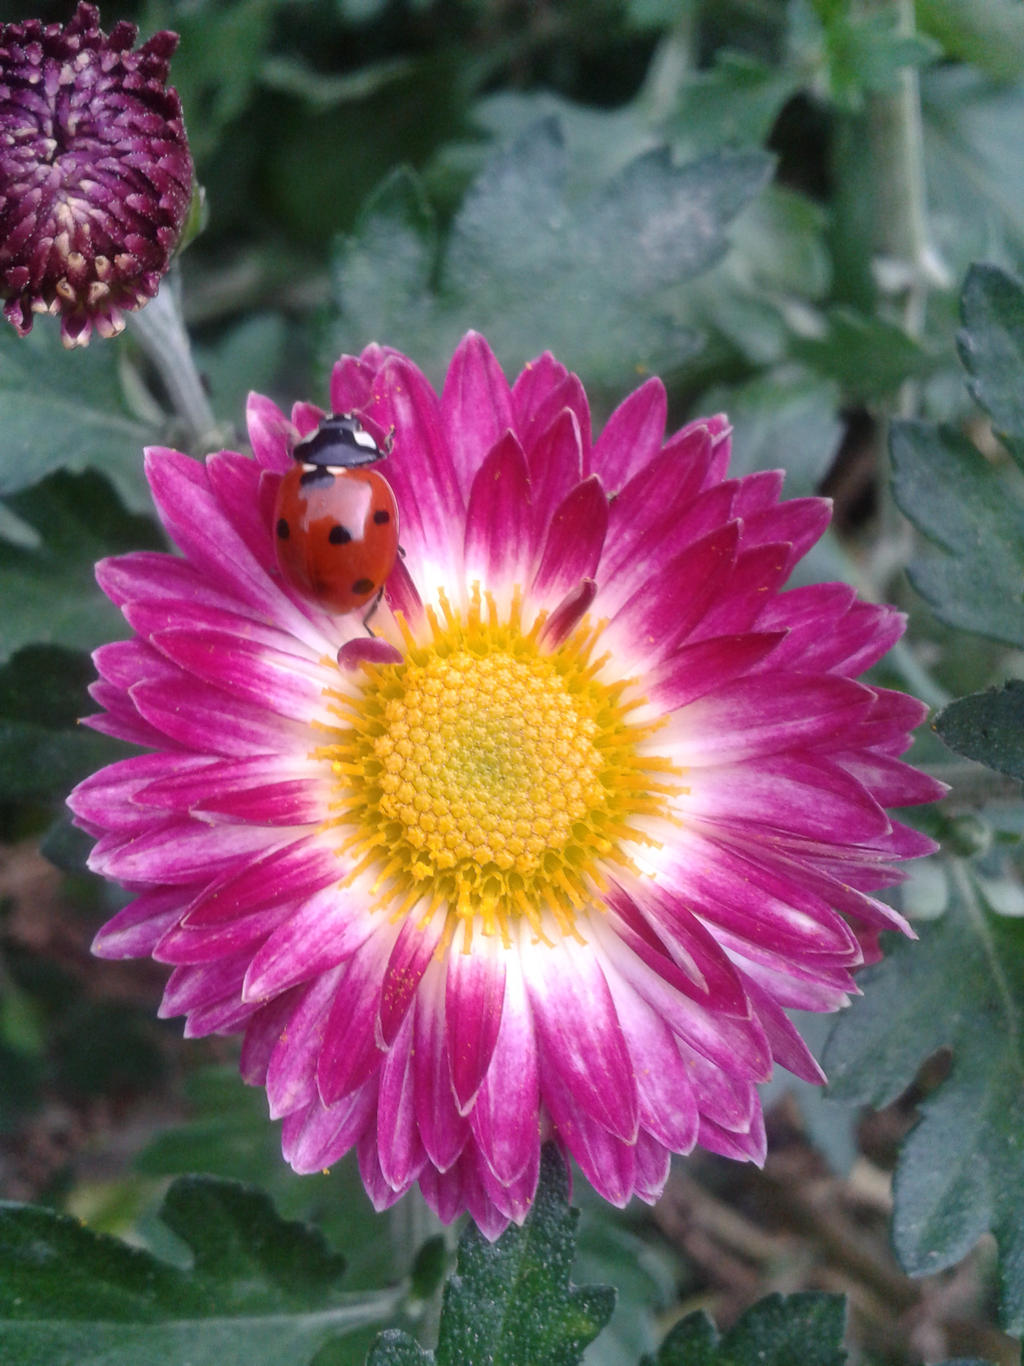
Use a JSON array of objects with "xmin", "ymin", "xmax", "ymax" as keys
[
  {"xmin": 861, "ymin": 0, "xmax": 940, "ymax": 596},
  {"xmin": 126, "ymin": 269, "xmax": 218, "ymax": 453}
]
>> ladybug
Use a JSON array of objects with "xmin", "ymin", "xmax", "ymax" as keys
[{"xmin": 273, "ymin": 412, "xmax": 399, "ymax": 622}]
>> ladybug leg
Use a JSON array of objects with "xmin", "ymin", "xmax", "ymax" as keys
[{"xmin": 362, "ymin": 587, "xmax": 385, "ymax": 636}]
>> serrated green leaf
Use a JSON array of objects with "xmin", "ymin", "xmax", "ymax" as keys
[
  {"xmin": 0, "ymin": 1176, "xmax": 398, "ymax": 1366},
  {"xmin": 647, "ymin": 1292, "xmax": 847, "ymax": 1366},
  {"xmin": 957, "ymin": 262, "xmax": 1024, "ymax": 469},
  {"xmin": 134, "ymin": 1066, "xmax": 405, "ymax": 1291},
  {"xmin": 368, "ymin": 1330, "xmax": 433, "ymax": 1366},
  {"xmin": 934, "ymin": 681, "xmax": 1024, "ymax": 778},
  {"xmin": 823, "ymin": 883, "xmax": 1024, "ymax": 1334},
  {"xmin": 0, "ymin": 324, "xmax": 157, "ymax": 515},
  {"xmin": 890, "ymin": 419, "xmax": 1024, "ymax": 646},
  {"xmin": 370, "ymin": 1148, "xmax": 614, "ymax": 1366},
  {"xmin": 328, "ymin": 120, "xmax": 772, "ymax": 388}
]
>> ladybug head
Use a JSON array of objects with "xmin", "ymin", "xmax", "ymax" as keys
[{"xmin": 293, "ymin": 412, "xmax": 390, "ymax": 469}]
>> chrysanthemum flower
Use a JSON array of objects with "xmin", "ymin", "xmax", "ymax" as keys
[
  {"xmin": 69, "ymin": 334, "xmax": 943, "ymax": 1236},
  {"xmin": 0, "ymin": 2, "xmax": 193, "ymax": 346}
]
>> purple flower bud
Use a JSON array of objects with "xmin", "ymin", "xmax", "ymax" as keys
[{"xmin": 0, "ymin": 2, "xmax": 194, "ymax": 347}]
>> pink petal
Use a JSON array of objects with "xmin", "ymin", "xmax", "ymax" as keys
[
  {"xmin": 633, "ymin": 1131, "xmax": 672, "ymax": 1203},
  {"xmin": 360, "ymin": 356, "xmax": 463, "ymax": 585},
  {"xmin": 602, "ymin": 967, "xmax": 700, "ymax": 1152},
  {"xmin": 441, "ymin": 332, "xmax": 515, "ymax": 495},
  {"xmin": 155, "ymin": 903, "xmax": 290, "ymax": 965},
  {"xmin": 90, "ymin": 820, "xmax": 278, "ymax": 885},
  {"xmin": 147, "ymin": 628, "xmax": 332, "ymax": 724},
  {"xmin": 242, "ymin": 884, "xmax": 377, "ymax": 1000},
  {"xmin": 591, "ymin": 377, "xmax": 667, "ymax": 492},
  {"xmin": 689, "ymin": 753, "xmax": 892, "ymax": 843},
  {"xmin": 647, "ymin": 632, "xmax": 785, "ymax": 712},
  {"xmin": 245, "ymin": 392, "xmax": 293, "ymax": 471},
  {"xmin": 667, "ymin": 674, "xmax": 875, "ymax": 764},
  {"xmin": 148, "ymin": 766, "xmax": 327, "ymax": 827},
  {"xmin": 513, "ymin": 357, "xmax": 591, "ymax": 459},
  {"xmin": 526, "ymin": 935, "xmax": 638, "ymax": 1143},
  {"xmin": 530, "ymin": 476, "xmax": 608, "ymax": 604},
  {"xmin": 317, "ymin": 929, "xmax": 392, "ymax": 1105},
  {"xmin": 266, "ymin": 968, "xmax": 343, "ymax": 1118},
  {"xmin": 182, "ymin": 836, "xmax": 338, "ymax": 926},
  {"xmin": 377, "ymin": 909, "xmax": 447, "ymax": 1047},
  {"xmin": 130, "ymin": 676, "xmax": 304, "ymax": 755},
  {"xmin": 524, "ymin": 408, "xmax": 586, "ymax": 538},
  {"xmin": 463, "ymin": 433, "xmax": 534, "ymax": 593},
  {"xmin": 283, "ymin": 1082, "xmax": 377, "ymax": 1174},
  {"xmin": 445, "ymin": 926, "xmax": 506, "ymax": 1113},
  {"xmin": 470, "ymin": 954, "xmax": 541, "ymax": 1185},
  {"xmin": 96, "ymin": 551, "xmax": 246, "ymax": 616},
  {"xmin": 548, "ymin": 1097, "xmax": 636, "ymax": 1206},
  {"xmin": 376, "ymin": 1011, "xmax": 429, "ymax": 1190},
  {"xmin": 604, "ymin": 522, "xmax": 740, "ymax": 667},
  {"xmin": 413, "ymin": 962, "xmax": 470, "ymax": 1171},
  {"xmin": 91, "ymin": 886, "xmax": 193, "ymax": 959},
  {"xmin": 69, "ymin": 752, "xmax": 213, "ymax": 832},
  {"xmin": 144, "ymin": 447, "xmax": 327, "ymax": 650}
]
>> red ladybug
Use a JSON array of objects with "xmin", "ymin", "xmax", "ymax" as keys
[{"xmin": 273, "ymin": 412, "xmax": 399, "ymax": 620}]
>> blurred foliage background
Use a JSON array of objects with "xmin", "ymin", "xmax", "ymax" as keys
[{"xmin": 3, "ymin": 0, "xmax": 1024, "ymax": 1362}]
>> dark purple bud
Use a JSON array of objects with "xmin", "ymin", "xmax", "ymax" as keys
[{"xmin": 0, "ymin": 2, "xmax": 194, "ymax": 347}]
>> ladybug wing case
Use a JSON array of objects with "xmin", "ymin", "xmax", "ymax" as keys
[{"xmin": 275, "ymin": 466, "xmax": 399, "ymax": 614}]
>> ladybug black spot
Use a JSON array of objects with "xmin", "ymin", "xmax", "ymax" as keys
[
  {"xmin": 373, "ymin": 509, "xmax": 391, "ymax": 525},
  {"xmin": 329, "ymin": 525, "xmax": 352, "ymax": 545},
  {"xmin": 352, "ymin": 577, "xmax": 374, "ymax": 596},
  {"xmin": 276, "ymin": 518, "xmax": 290, "ymax": 539}
]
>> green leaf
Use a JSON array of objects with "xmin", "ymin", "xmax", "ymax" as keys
[
  {"xmin": 647, "ymin": 1292, "xmax": 847, "ymax": 1365},
  {"xmin": 889, "ymin": 419, "xmax": 1024, "ymax": 647},
  {"xmin": 328, "ymin": 120, "xmax": 772, "ymax": 388},
  {"xmin": 368, "ymin": 1147, "xmax": 614, "ymax": 1366},
  {"xmin": 573, "ymin": 1189, "xmax": 677, "ymax": 1366},
  {"xmin": 957, "ymin": 262, "xmax": 1024, "ymax": 469},
  {"xmin": 793, "ymin": 308, "xmax": 936, "ymax": 400},
  {"xmin": 0, "ymin": 646, "xmax": 119, "ymax": 800},
  {"xmin": 802, "ymin": 4, "xmax": 939, "ymax": 111},
  {"xmin": 703, "ymin": 366, "xmax": 842, "ymax": 496},
  {"xmin": 135, "ymin": 1066, "xmax": 408, "ymax": 1292},
  {"xmin": 143, "ymin": 0, "xmax": 277, "ymax": 164},
  {"xmin": 0, "ymin": 471, "xmax": 160, "ymax": 666},
  {"xmin": 0, "ymin": 325, "xmax": 157, "ymax": 515},
  {"xmin": 823, "ymin": 884, "xmax": 1024, "ymax": 1334},
  {"xmin": 197, "ymin": 313, "xmax": 290, "ymax": 428},
  {"xmin": 665, "ymin": 52, "xmax": 801, "ymax": 155},
  {"xmin": 918, "ymin": 0, "xmax": 1024, "ymax": 82},
  {"xmin": 923, "ymin": 67, "xmax": 1024, "ymax": 267},
  {"xmin": 934, "ymin": 680, "xmax": 1024, "ymax": 779},
  {"xmin": 0, "ymin": 1176, "xmax": 398, "ymax": 1366}
]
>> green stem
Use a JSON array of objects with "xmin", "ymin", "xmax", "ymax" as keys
[
  {"xmin": 862, "ymin": 0, "xmax": 938, "ymax": 595},
  {"xmin": 126, "ymin": 269, "xmax": 217, "ymax": 453}
]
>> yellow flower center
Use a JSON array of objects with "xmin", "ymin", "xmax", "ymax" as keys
[{"xmin": 318, "ymin": 589, "xmax": 679, "ymax": 946}]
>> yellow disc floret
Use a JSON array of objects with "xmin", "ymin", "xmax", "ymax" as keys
[{"xmin": 318, "ymin": 588, "xmax": 679, "ymax": 947}]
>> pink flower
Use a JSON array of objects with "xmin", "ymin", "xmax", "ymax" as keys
[
  {"xmin": 0, "ymin": 3, "xmax": 193, "ymax": 346},
  {"xmin": 69, "ymin": 334, "xmax": 943, "ymax": 1236}
]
